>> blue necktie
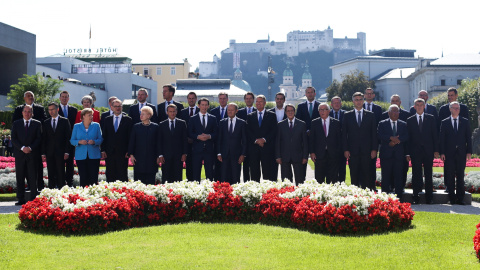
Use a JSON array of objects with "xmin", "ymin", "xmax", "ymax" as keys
[
  {"xmin": 309, "ymin": 103, "xmax": 313, "ymax": 118},
  {"xmin": 258, "ymin": 112, "xmax": 263, "ymax": 127},
  {"xmin": 64, "ymin": 106, "xmax": 68, "ymax": 118},
  {"xmin": 221, "ymin": 108, "xmax": 225, "ymax": 119},
  {"xmin": 114, "ymin": 116, "xmax": 119, "ymax": 132}
]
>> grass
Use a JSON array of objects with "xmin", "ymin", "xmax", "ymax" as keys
[
  {"xmin": 0, "ymin": 212, "xmax": 478, "ymax": 269},
  {"xmin": 0, "ymin": 194, "xmax": 16, "ymax": 202}
]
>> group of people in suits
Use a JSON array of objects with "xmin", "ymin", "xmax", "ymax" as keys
[{"xmin": 12, "ymin": 85, "xmax": 471, "ymax": 206}]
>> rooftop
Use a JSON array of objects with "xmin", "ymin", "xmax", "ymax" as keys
[
  {"xmin": 374, "ymin": 68, "xmax": 416, "ymax": 80},
  {"xmin": 430, "ymin": 53, "xmax": 480, "ymax": 66}
]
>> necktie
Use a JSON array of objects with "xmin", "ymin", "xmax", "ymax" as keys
[
  {"xmin": 248, "ymin": 107, "xmax": 251, "ymax": 114},
  {"xmin": 357, "ymin": 111, "xmax": 361, "ymax": 127},
  {"xmin": 392, "ymin": 122, "xmax": 397, "ymax": 136},
  {"xmin": 64, "ymin": 106, "xmax": 68, "ymax": 118},
  {"xmin": 418, "ymin": 115, "xmax": 423, "ymax": 133},
  {"xmin": 309, "ymin": 103, "xmax": 313, "ymax": 118},
  {"xmin": 258, "ymin": 112, "xmax": 263, "ymax": 127},
  {"xmin": 367, "ymin": 103, "xmax": 371, "ymax": 111},
  {"xmin": 170, "ymin": 120, "xmax": 174, "ymax": 133},
  {"xmin": 202, "ymin": 114, "xmax": 206, "ymax": 130},
  {"xmin": 335, "ymin": 111, "xmax": 338, "ymax": 120},
  {"xmin": 229, "ymin": 119, "xmax": 233, "ymax": 134},
  {"xmin": 114, "ymin": 116, "xmax": 119, "ymax": 132},
  {"xmin": 323, "ymin": 119, "xmax": 327, "ymax": 136},
  {"xmin": 25, "ymin": 120, "xmax": 29, "ymax": 133},
  {"xmin": 454, "ymin": 118, "xmax": 458, "ymax": 133},
  {"xmin": 190, "ymin": 108, "xmax": 194, "ymax": 117},
  {"xmin": 53, "ymin": 118, "xmax": 56, "ymax": 132},
  {"xmin": 221, "ymin": 108, "xmax": 225, "ymax": 119},
  {"xmin": 289, "ymin": 121, "xmax": 293, "ymax": 131}
]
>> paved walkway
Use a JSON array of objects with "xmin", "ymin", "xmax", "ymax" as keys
[{"xmin": 3, "ymin": 164, "xmax": 480, "ymax": 215}]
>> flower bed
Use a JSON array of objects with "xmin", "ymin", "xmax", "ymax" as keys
[
  {"xmin": 18, "ymin": 180, "xmax": 414, "ymax": 235},
  {"xmin": 474, "ymin": 222, "xmax": 480, "ymax": 261}
]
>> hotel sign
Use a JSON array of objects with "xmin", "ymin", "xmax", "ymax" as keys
[{"xmin": 63, "ymin": 47, "xmax": 118, "ymax": 55}]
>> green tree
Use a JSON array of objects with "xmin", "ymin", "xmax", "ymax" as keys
[
  {"xmin": 325, "ymin": 70, "xmax": 376, "ymax": 101},
  {"xmin": 7, "ymin": 73, "xmax": 63, "ymax": 108}
]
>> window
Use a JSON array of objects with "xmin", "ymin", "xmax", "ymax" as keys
[
  {"xmin": 143, "ymin": 67, "xmax": 149, "ymax": 76},
  {"xmin": 170, "ymin": 67, "xmax": 176, "ymax": 75},
  {"xmin": 441, "ymin": 79, "xmax": 446, "ymax": 86},
  {"xmin": 457, "ymin": 79, "xmax": 462, "ymax": 85},
  {"xmin": 156, "ymin": 67, "xmax": 162, "ymax": 75}
]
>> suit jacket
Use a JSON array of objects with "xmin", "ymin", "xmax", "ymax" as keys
[
  {"xmin": 11, "ymin": 118, "xmax": 42, "ymax": 159},
  {"xmin": 128, "ymin": 103, "xmax": 158, "ymax": 124},
  {"xmin": 439, "ymin": 117, "xmax": 472, "ymax": 157},
  {"xmin": 188, "ymin": 113, "xmax": 217, "ymax": 153},
  {"xmin": 157, "ymin": 100, "xmax": 184, "ymax": 123},
  {"xmin": 381, "ymin": 109, "xmax": 411, "ymax": 122},
  {"xmin": 237, "ymin": 107, "xmax": 257, "ymax": 121},
  {"xmin": 268, "ymin": 107, "xmax": 288, "ymax": 122},
  {"xmin": 329, "ymin": 109, "xmax": 345, "ymax": 125},
  {"xmin": 101, "ymin": 114, "xmax": 133, "ymax": 156},
  {"xmin": 179, "ymin": 106, "xmax": 200, "ymax": 123},
  {"xmin": 296, "ymin": 100, "xmax": 320, "ymax": 130},
  {"xmin": 100, "ymin": 111, "xmax": 113, "ymax": 128},
  {"xmin": 309, "ymin": 117, "xmax": 342, "ymax": 159},
  {"xmin": 406, "ymin": 113, "xmax": 439, "ymax": 158},
  {"xmin": 12, "ymin": 103, "xmax": 46, "ymax": 123},
  {"xmin": 377, "ymin": 119, "xmax": 408, "ymax": 160},
  {"xmin": 158, "ymin": 118, "xmax": 188, "ymax": 158},
  {"xmin": 217, "ymin": 117, "xmax": 247, "ymax": 158},
  {"xmin": 41, "ymin": 116, "xmax": 71, "ymax": 157},
  {"xmin": 70, "ymin": 122, "xmax": 103, "ymax": 160},
  {"xmin": 342, "ymin": 109, "xmax": 378, "ymax": 156},
  {"xmin": 246, "ymin": 110, "xmax": 277, "ymax": 150},
  {"xmin": 75, "ymin": 109, "xmax": 100, "ymax": 124},
  {"xmin": 209, "ymin": 106, "xmax": 228, "ymax": 124},
  {"xmin": 275, "ymin": 118, "xmax": 308, "ymax": 163},
  {"xmin": 410, "ymin": 103, "xmax": 439, "ymax": 129},
  {"xmin": 363, "ymin": 102, "xmax": 383, "ymax": 124},
  {"xmin": 438, "ymin": 103, "xmax": 469, "ymax": 122},
  {"xmin": 58, "ymin": 104, "xmax": 78, "ymax": 131},
  {"xmin": 128, "ymin": 123, "xmax": 159, "ymax": 174}
]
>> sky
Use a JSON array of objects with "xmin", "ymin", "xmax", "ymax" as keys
[{"xmin": 2, "ymin": 0, "xmax": 479, "ymax": 70}]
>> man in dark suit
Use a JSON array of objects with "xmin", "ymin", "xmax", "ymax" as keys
[
  {"xmin": 11, "ymin": 105, "xmax": 42, "ymax": 205},
  {"xmin": 311, "ymin": 103, "xmax": 342, "ymax": 184},
  {"xmin": 438, "ymin": 87, "xmax": 469, "ymax": 122},
  {"xmin": 209, "ymin": 92, "xmax": 229, "ymax": 181},
  {"xmin": 58, "ymin": 91, "xmax": 77, "ymax": 186},
  {"xmin": 236, "ymin": 92, "xmax": 256, "ymax": 182},
  {"xmin": 128, "ymin": 88, "xmax": 158, "ymax": 124},
  {"xmin": 246, "ymin": 95, "xmax": 277, "ymax": 181},
  {"xmin": 406, "ymin": 98, "xmax": 439, "ymax": 204},
  {"xmin": 363, "ymin": 88, "xmax": 383, "ymax": 191},
  {"xmin": 101, "ymin": 99, "xmax": 133, "ymax": 182},
  {"xmin": 439, "ymin": 101, "xmax": 472, "ymax": 205},
  {"xmin": 342, "ymin": 92, "xmax": 378, "ymax": 190},
  {"xmin": 275, "ymin": 104, "xmax": 308, "ymax": 184},
  {"xmin": 158, "ymin": 104, "xmax": 188, "ymax": 182},
  {"xmin": 41, "ymin": 102, "xmax": 71, "ymax": 189},
  {"xmin": 100, "ymin": 96, "xmax": 118, "ymax": 128},
  {"xmin": 296, "ymin": 86, "xmax": 320, "ymax": 132},
  {"xmin": 217, "ymin": 103, "xmax": 247, "ymax": 184},
  {"xmin": 158, "ymin": 84, "xmax": 184, "ymax": 123},
  {"xmin": 329, "ymin": 96, "xmax": 346, "ymax": 182},
  {"xmin": 269, "ymin": 92, "xmax": 287, "ymax": 182},
  {"xmin": 378, "ymin": 105, "xmax": 408, "ymax": 201},
  {"xmin": 188, "ymin": 98, "xmax": 217, "ymax": 181},
  {"xmin": 12, "ymin": 91, "xmax": 47, "ymax": 191},
  {"xmin": 409, "ymin": 90, "xmax": 439, "ymax": 130},
  {"xmin": 179, "ymin": 92, "xmax": 199, "ymax": 181}
]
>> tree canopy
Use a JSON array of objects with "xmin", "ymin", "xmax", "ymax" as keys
[
  {"xmin": 326, "ymin": 70, "xmax": 376, "ymax": 101},
  {"xmin": 7, "ymin": 73, "xmax": 63, "ymax": 108}
]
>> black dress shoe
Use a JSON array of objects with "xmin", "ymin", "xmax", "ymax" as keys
[
  {"xmin": 457, "ymin": 200, "xmax": 466, "ymax": 205},
  {"xmin": 412, "ymin": 197, "xmax": 420, "ymax": 204},
  {"xmin": 15, "ymin": 201, "xmax": 26, "ymax": 206},
  {"xmin": 448, "ymin": 200, "xmax": 456, "ymax": 205},
  {"xmin": 426, "ymin": 200, "xmax": 434, "ymax": 204}
]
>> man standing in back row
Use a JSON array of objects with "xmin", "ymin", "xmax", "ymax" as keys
[{"xmin": 158, "ymin": 85, "xmax": 184, "ymax": 123}]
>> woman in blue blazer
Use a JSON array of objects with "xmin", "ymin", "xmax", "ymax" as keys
[{"xmin": 70, "ymin": 108, "xmax": 103, "ymax": 187}]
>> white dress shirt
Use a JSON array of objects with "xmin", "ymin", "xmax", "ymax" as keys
[{"xmin": 275, "ymin": 107, "xmax": 285, "ymax": 122}]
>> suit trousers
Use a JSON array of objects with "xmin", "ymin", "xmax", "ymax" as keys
[
  {"xmin": 280, "ymin": 161, "xmax": 305, "ymax": 184},
  {"xmin": 242, "ymin": 156, "xmax": 251, "ymax": 182},
  {"xmin": 76, "ymin": 157, "xmax": 100, "ymax": 187},
  {"xmin": 380, "ymin": 157, "xmax": 404, "ymax": 200},
  {"xmin": 134, "ymin": 171, "xmax": 156, "ymax": 185},
  {"xmin": 249, "ymin": 145, "xmax": 274, "ymax": 181},
  {"xmin": 220, "ymin": 153, "xmax": 242, "ymax": 185},
  {"xmin": 192, "ymin": 149, "xmax": 214, "ymax": 181},
  {"xmin": 337, "ymin": 155, "xmax": 347, "ymax": 182},
  {"xmin": 105, "ymin": 154, "xmax": 129, "ymax": 182},
  {"xmin": 185, "ymin": 143, "xmax": 194, "ymax": 181},
  {"xmin": 348, "ymin": 154, "xmax": 373, "ymax": 189},
  {"xmin": 444, "ymin": 149, "xmax": 466, "ymax": 203},
  {"xmin": 15, "ymin": 154, "xmax": 37, "ymax": 202},
  {"xmin": 411, "ymin": 149, "xmax": 434, "ymax": 201},
  {"xmin": 161, "ymin": 155, "xmax": 184, "ymax": 182},
  {"xmin": 315, "ymin": 151, "xmax": 339, "ymax": 184},
  {"xmin": 46, "ymin": 155, "xmax": 66, "ymax": 189},
  {"xmin": 65, "ymin": 145, "xmax": 75, "ymax": 186}
]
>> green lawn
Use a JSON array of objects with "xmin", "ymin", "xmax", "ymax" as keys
[{"xmin": 0, "ymin": 212, "xmax": 478, "ymax": 269}]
